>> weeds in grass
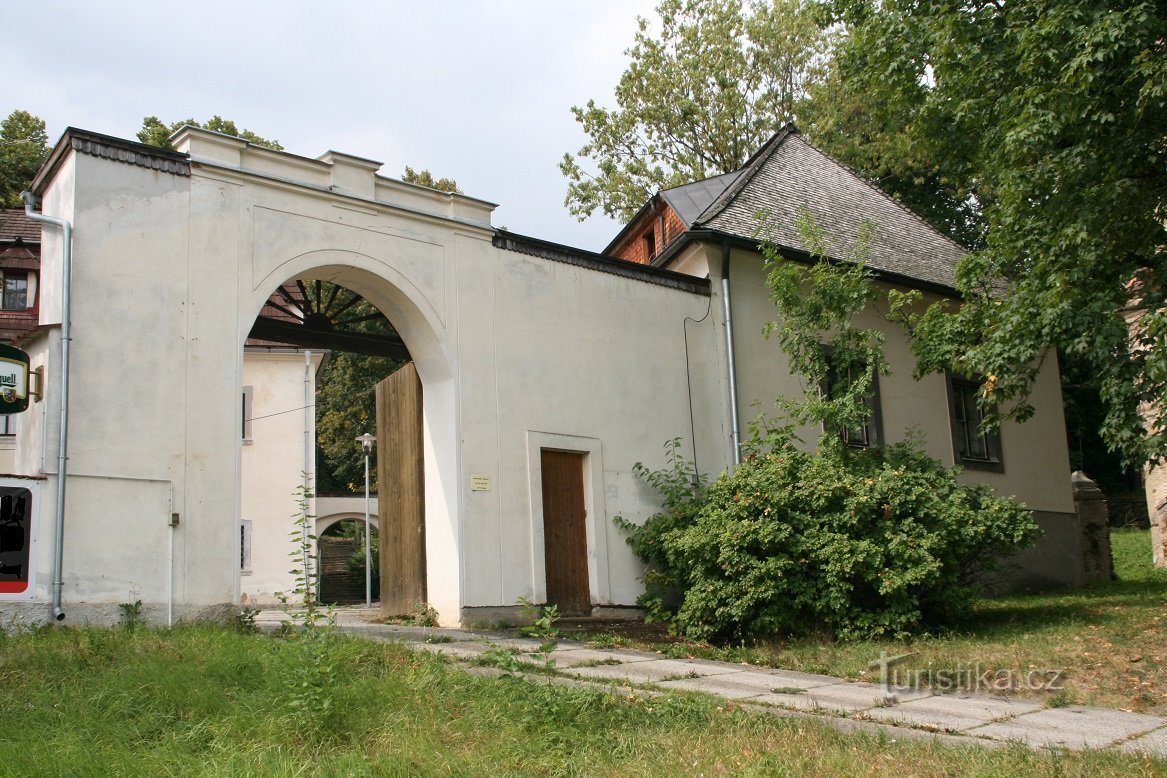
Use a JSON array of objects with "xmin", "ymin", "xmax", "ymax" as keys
[
  {"xmin": 272, "ymin": 481, "xmax": 341, "ymax": 734},
  {"xmin": 234, "ymin": 607, "xmax": 259, "ymax": 634},
  {"xmin": 477, "ymin": 646, "xmax": 523, "ymax": 675},
  {"xmin": 586, "ymin": 633, "xmax": 631, "ymax": 649},
  {"xmin": 410, "ymin": 601, "xmax": 440, "ymax": 626},
  {"xmin": 517, "ymin": 597, "xmax": 561, "ymax": 639},
  {"xmin": 575, "ymin": 658, "xmax": 623, "ymax": 668},
  {"xmin": 118, "ymin": 599, "xmax": 145, "ymax": 630}
]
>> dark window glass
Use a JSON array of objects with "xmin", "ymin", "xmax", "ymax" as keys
[
  {"xmin": 2, "ymin": 273, "xmax": 27, "ymax": 310},
  {"xmin": 947, "ymin": 373, "xmax": 1003, "ymax": 471}
]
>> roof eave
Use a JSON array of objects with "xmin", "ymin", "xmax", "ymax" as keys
[
  {"xmin": 30, "ymin": 127, "xmax": 191, "ymax": 195},
  {"xmin": 655, "ymin": 228, "xmax": 960, "ymax": 298}
]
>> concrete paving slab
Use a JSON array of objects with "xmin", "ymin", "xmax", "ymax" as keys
[
  {"xmin": 864, "ymin": 693, "xmax": 1042, "ymax": 732},
  {"xmin": 563, "ymin": 657, "xmax": 741, "ymax": 684},
  {"xmin": 802, "ymin": 682, "xmax": 906, "ymax": 713},
  {"xmin": 1116, "ymin": 724, "xmax": 1167, "ymax": 758},
  {"xmin": 751, "ymin": 689, "xmax": 832, "ymax": 712},
  {"xmin": 968, "ymin": 706, "xmax": 1167, "ymax": 750},
  {"xmin": 535, "ymin": 647, "xmax": 657, "ymax": 667},
  {"xmin": 763, "ymin": 668, "xmax": 851, "ymax": 690},
  {"xmin": 658, "ymin": 670, "xmax": 801, "ymax": 700}
]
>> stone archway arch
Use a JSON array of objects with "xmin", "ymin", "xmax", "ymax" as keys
[
  {"xmin": 316, "ymin": 511, "xmax": 380, "ymax": 536},
  {"xmin": 241, "ymin": 251, "xmax": 462, "ymax": 623}
]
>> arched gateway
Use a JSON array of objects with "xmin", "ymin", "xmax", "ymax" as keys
[
  {"xmin": 2, "ymin": 125, "xmax": 1082, "ymax": 626},
  {"xmin": 4, "ymin": 126, "xmax": 720, "ymax": 626}
]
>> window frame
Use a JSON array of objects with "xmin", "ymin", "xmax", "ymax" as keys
[
  {"xmin": 1, "ymin": 271, "xmax": 28, "ymax": 311},
  {"xmin": 945, "ymin": 372, "xmax": 1004, "ymax": 472},
  {"xmin": 241, "ymin": 385, "xmax": 254, "ymax": 444},
  {"xmin": 820, "ymin": 346, "xmax": 884, "ymax": 448},
  {"xmin": 239, "ymin": 519, "xmax": 253, "ymax": 575}
]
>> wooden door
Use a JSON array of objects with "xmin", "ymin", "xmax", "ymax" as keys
[
  {"xmin": 376, "ymin": 362, "xmax": 426, "ymax": 617},
  {"xmin": 540, "ymin": 449, "xmax": 591, "ymax": 615}
]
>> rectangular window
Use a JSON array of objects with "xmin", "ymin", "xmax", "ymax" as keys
[
  {"xmin": 241, "ymin": 386, "xmax": 254, "ymax": 443},
  {"xmin": 239, "ymin": 519, "xmax": 252, "ymax": 575},
  {"xmin": 821, "ymin": 348, "xmax": 883, "ymax": 448},
  {"xmin": 1, "ymin": 272, "xmax": 27, "ymax": 311},
  {"xmin": 946, "ymin": 373, "xmax": 1003, "ymax": 471},
  {"xmin": 642, "ymin": 230, "xmax": 656, "ymax": 260}
]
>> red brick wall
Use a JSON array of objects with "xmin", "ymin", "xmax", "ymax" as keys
[{"xmin": 609, "ymin": 205, "xmax": 686, "ymax": 265}]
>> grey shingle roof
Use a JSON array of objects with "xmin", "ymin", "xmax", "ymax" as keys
[{"xmin": 693, "ymin": 128, "xmax": 967, "ymax": 289}]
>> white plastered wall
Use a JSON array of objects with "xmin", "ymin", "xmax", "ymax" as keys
[
  {"xmin": 721, "ymin": 247, "xmax": 1074, "ymax": 514},
  {"xmin": 239, "ymin": 349, "xmax": 322, "ymax": 605}
]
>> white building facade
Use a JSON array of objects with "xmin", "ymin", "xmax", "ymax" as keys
[{"xmin": 0, "ymin": 127, "xmax": 1079, "ymax": 626}]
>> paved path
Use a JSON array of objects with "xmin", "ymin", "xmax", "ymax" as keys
[{"xmin": 255, "ymin": 609, "xmax": 1167, "ymax": 759}]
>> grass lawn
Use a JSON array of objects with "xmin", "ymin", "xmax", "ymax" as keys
[
  {"xmin": 572, "ymin": 528, "xmax": 1167, "ymax": 715},
  {"xmin": 1, "ymin": 623, "xmax": 1165, "ymax": 776}
]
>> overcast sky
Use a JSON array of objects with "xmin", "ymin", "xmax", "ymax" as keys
[{"xmin": 3, "ymin": 1, "xmax": 661, "ymax": 252}]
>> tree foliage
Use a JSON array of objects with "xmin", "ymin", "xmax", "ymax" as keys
[
  {"xmin": 137, "ymin": 115, "xmax": 283, "ymax": 151},
  {"xmin": 313, "ymin": 284, "xmax": 402, "ymax": 492},
  {"xmin": 0, "ymin": 109, "xmax": 49, "ymax": 208},
  {"xmin": 760, "ymin": 206, "xmax": 887, "ymax": 436},
  {"xmin": 800, "ymin": 62, "xmax": 985, "ymax": 249},
  {"xmin": 401, "ymin": 166, "xmax": 460, "ymax": 193},
  {"xmin": 560, "ymin": 0, "xmax": 832, "ymax": 221},
  {"xmin": 824, "ymin": 0, "xmax": 1167, "ymax": 467}
]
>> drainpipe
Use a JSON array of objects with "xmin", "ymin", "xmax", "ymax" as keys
[
  {"xmin": 21, "ymin": 191, "xmax": 72, "ymax": 622},
  {"xmin": 721, "ymin": 241, "xmax": 741, "ymax": 466},
  {"xmin": 303, "ymin": 349, "xmax": 313, "ymax": 600}
]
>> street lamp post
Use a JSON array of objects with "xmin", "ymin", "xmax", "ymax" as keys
[{"xmin": 356, "ymin": 433, "xmax": 376, "ymax": 608}]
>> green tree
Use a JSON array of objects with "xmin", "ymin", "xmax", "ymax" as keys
[
  {"xmin": 823, "ymin": 0, "xmax": 1167, "ymax": 467},
  {"xmin": 800, "ymin": 63, "xmax": 986, "ymax": 249},
  {"xmin": 0, "ymin": 110, "xmax": 49, "ymax": 208},
  {"xmin": 560, "ymin": 0, "xmax": 833, "ymax": 221},
  {"xmin": 401, "ymin": 166, "xmax": 460, "ymax": 193},
  {"xmin": 137, "ymin": 115, "xmax": 283, "ymax": 151},
  {"xmin": 315, "ymin": 349, "xmax": 400, "ymax": 492},
  {"xmin": 311, "ymin": 283, "xmax": 403, "ymax": 492}
]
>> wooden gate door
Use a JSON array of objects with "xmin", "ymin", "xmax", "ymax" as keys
[
  {"xmin": 540, "ymin": 450, "xmax": 591, "ymax": 615},
  {"xmin": 376, "ymin": 362, "xmax": 426, "ymax": 617}
]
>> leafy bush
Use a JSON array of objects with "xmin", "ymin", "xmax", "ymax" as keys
[{"xmin": 619, "ymin": 432, "xmax": 1039, "ymax": 642}]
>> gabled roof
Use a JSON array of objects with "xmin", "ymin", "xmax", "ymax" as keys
[
  {"xmin": 687, "ymin": 126, "xmax": 966, "ymax": 289},
  {"xmin": 0, "ymin": 209, "xmax": 40, "ymax": 243}
]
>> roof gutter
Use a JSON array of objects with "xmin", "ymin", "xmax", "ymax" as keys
[{"xmin": 21, "ymin": 191, "xmax": 71, "ymax": 622}]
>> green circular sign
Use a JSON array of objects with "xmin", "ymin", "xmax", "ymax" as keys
[{"xmin": 0, "ymin": 343, "xmax": 30, "ymax": 415}]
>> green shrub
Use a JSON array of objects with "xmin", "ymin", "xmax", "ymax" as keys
[{"xmin": 619, "ymin": 431, "xmax": 1039, "ymax": 642}]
